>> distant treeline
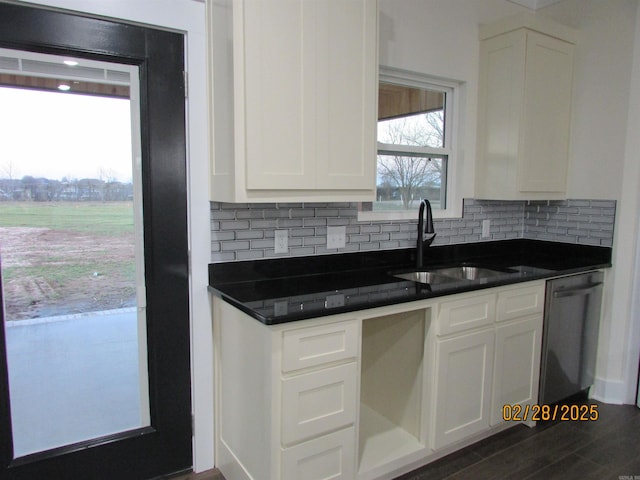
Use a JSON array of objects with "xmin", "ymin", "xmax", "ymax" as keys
[{"xmin": 0, "ymin": 176, "xmax": 133, "ymax": 201}]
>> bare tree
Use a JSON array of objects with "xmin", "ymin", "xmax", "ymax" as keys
[
  {"xmin": 2, "ymin": 160, "xmax": 16, "ymax": 198},
  {"xmin": 98, "ymin": 167, "xmax": 120, "ymax": 201},
  {"xmin": 377, "ymin": 110, "xmax": 444, "ymax": 209}
]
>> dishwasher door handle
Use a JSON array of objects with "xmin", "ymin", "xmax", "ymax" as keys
[{"xmin": 552, "ymin": 282, "xmax": 603, "ymax": 298}]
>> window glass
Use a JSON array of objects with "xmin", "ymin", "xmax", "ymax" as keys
[
  {"xmin": 375, "ymin": 153, "xmax": 446, "ymax": 210},
  {"xmin": 362, "ymin": 77, "xmax": 453, "ymax": 215},
  {"xmin": 0, "ymin": 49, "xmax": 150, "ymax": 457}
]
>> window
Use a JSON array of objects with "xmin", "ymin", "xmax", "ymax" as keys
[{"xmin": 359, "ymin": 68, "xmax": 459, "ymax": 220}]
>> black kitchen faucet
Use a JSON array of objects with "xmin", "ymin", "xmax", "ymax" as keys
[{"xmin": 416, "ymin": 199, "xmax": 437, "ymax": 268}]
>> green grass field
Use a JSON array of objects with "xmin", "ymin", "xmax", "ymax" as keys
[
  {"xmin": 0, "ymin": 201, "xmax": 137, "ymax": 320},
  {"xmin": 0, "ymin": 201, "xmax": 134, "ymax": 235}
]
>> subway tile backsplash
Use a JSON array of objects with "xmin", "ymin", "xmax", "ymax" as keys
[
  {"xmin": 524, "ymin": 199, "xmax": 616, "ymax": 246},
  {"xmin": 210, "ymin": 198, "xmax": 616, "ymax": 262}
]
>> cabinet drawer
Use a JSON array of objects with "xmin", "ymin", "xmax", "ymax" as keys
[
  {"xmin": 282, "ymin": 320, "xmax": 358, "ymax": 372},
  {"xmin": 281, "ymin": 427, "xmax": 355, "ymax": 480},
  {"xmin": 496, "ymin": 283, "xmax": 544, "ymax": 323},
  {"xmin": 281, "ymin": 363, "xmax": 357, "ymax": 446},
  {"xmin": 436, "ymin": 293, "xmax": 495, "ymax": 336}
]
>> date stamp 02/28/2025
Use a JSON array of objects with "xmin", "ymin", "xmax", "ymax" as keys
[{"xmin": 501, "ymin": 403, "xmax": 599, "ymax": 422}]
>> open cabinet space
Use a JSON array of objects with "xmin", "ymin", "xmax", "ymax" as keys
[{"xmin": 358, "ymin": 309, "xmax": 430, "ymax": 478}]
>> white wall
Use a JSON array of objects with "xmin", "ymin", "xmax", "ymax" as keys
[
  {"xmin": 15, "ymin": 0, "xmax": 214, "ymax": 471},
  {"xmin": 627, "ymin": 16, "xmax": 640, "ymax": 401},
  {"xmin": 605, "ymin": 0, "xmax": 640, "ymax": 404}
]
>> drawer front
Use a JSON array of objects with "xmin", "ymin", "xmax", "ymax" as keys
[
  {"xmin": 496, "ymin": 283, "xmax": 544, "ymax": 323},
  {"xmin": 281, "ymin": 427, "xmax": 355, "ymax": 480},
  {"xmin": 281, "ymin": 363, "xmax": 357, "ymax": 446},
  {"xmin": 282, "ymin": 320, "xmax": 358, "ymax": 373},
  {"xmin": 437, "ymin": 293, "xmax": 496, "ymax": 336}
]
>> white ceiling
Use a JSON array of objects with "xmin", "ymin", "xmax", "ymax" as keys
[{"xmin": 508, "ymin": 0, "xmax": 564, "ymax": 9}]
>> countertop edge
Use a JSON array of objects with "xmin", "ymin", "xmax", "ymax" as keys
[{"xmin": 208, "ymin": 240, "xmax": 612, "ymax": 325}]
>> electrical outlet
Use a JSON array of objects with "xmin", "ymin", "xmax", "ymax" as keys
[
  {"xmin": 327, "ymin": 226, "xmax": 346, "ymax": 249},
  {"xmin": 482, "ymin": 219, "xmax": 491, "ymax": 238},
  {"xmin": 325, "ymin": 294, "xmax": 345, "ymax": 309},
  {"xmin": 273, "ymin": 300, "xmax": 288, "ymax": 316},
  {"xmin": 274, "ymin": 229, "xmax": 288, "ymax": 254}
]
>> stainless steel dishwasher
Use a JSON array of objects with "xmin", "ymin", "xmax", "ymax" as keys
[{"xmin": 539, "ymin": 271, "xmax": 604, "ymax": 405}]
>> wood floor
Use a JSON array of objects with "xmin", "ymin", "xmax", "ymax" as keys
[{"xmin": 172, "ymin": 399, "xmax": 640, "ymax": 480}]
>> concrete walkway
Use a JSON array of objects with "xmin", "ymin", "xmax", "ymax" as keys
[{"xmin": 5, "ymin": 309, "xmax": 145, "ymax": 456}]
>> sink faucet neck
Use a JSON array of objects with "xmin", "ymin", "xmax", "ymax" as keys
[{"xmin": 417, "ymin": 199, "xmax": 437, "ymax": 268}]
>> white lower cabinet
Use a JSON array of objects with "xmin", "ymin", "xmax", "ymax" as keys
[
  {"xmin": 213, "ymin": 280, "xmax": 546, "ymax": 480},
  {"xmin": 432, "ymin": 328, "xmax": 495, "ymax": 449},
  {"xmin": 431, "ymin": 282, "xmax": 544, "ymax": 450},
  {"xmin": 491, "ymin": 284, "xmax": 544, "ymax": 427}
]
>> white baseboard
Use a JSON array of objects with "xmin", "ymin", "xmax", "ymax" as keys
[
  {"xmin": 590, "ymin": 377, "xmax": 630, "ymax": 404},
  {"xmin": 217, "ymin": 438, "xmax": 253, "ymax": 480}
]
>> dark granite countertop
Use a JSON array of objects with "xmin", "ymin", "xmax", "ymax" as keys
[{"xmin": 208, "ymin": 239, "xmax": 612, "ymax": 325}]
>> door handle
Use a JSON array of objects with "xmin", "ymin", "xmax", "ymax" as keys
[{"xmin": 552, "ymin": 282, "xmax": 603, "ymax": 298}]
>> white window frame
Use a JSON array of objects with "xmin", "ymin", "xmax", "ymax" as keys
[{"xmin": 358, "ymin": 66, "xmax": 461, "ymax": 221}]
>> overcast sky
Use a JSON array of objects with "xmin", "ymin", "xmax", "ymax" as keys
[{"xmin": 0, "ymin": 87, "xmax": 133, "ymax": 183}]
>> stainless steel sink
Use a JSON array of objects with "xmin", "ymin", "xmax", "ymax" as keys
[
  {"xmin": 391, "ymin": 265, "xmax": 517, "ymax": 284},
  {"xmin": 431, "ymin": 265, "xmax": 517, "ymax": 281},
  {"xmin": 392, "ymin": 271, "xmax": 460, "ymax": 285}
]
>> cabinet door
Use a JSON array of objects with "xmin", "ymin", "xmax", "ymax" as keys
[
  {"xmin": 314, "ymin": 0, "xmax": 377, "ymax": 190},
  {"xmin": 476, "ymin": 29, "xmax": 525, "ymax": 198},
  {"xmin": 281, "ymin": 427, "xmax": 355, "ymax": 480},
  {"xmin": 243, "ymin": 0, "xmax": 311, "ymax": 189},
  {"xmin": 491, "ymin": 315, "xmax": 542, "ymax": 427},
  {"xmin": 519, "ymin": 31, "xmax": 573, "ymax": 193},
  {"xmin": 243, "ymin": 0, "xmax": 376, "ymax": 191},
  {"xmin": 432, "ymin": 329, "xmax": 495, "ymax": 449}
]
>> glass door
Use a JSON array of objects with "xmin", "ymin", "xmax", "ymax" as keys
[
  {"xmin": 0, "ymin": 49, "xmax": 150, "ymax": 457},
  {"xmin": 0, "ymin": 4, "xmax": 191, "ymax": 479}
]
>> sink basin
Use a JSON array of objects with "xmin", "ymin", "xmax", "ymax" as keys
[
  {"xmin": 390, "ymin": 265, "xmax": 517, "ymax": 284},
  {"xmin": 392, "ymin": 271, "xmax": 460, "ymax": 285},
  {"xmin": 431, "ymin": 265, "xmax": 517, "ymax": 281}
]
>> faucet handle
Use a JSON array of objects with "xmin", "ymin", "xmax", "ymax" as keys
[{"xmin": 423, "ymin": 232, "xmax": 437, "ymax": 247}]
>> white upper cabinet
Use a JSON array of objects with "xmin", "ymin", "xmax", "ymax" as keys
[
  {"xmin": 207, "ymin": 0, "xmax": 378, "ymax": 203},
  {"xmin": 475, "ymin": 13, "xmax": 577, "ymax": 200}
]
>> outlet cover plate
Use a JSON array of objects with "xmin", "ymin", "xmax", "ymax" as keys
[
  {"xmin": 274, "ymin": 229, "xmax": 288, "ymax": 254},
  {"xmin": 327, "ymin": 226, "xmax": 346, "ymax": 249},
  {"xmin": 482, "ymin": 219, "xmax": 491, "ymax": 238}
]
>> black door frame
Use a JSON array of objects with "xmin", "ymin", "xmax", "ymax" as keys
[{"xmin": 0, "ymin": 3, "xmax": 192, "ymax": 479}]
